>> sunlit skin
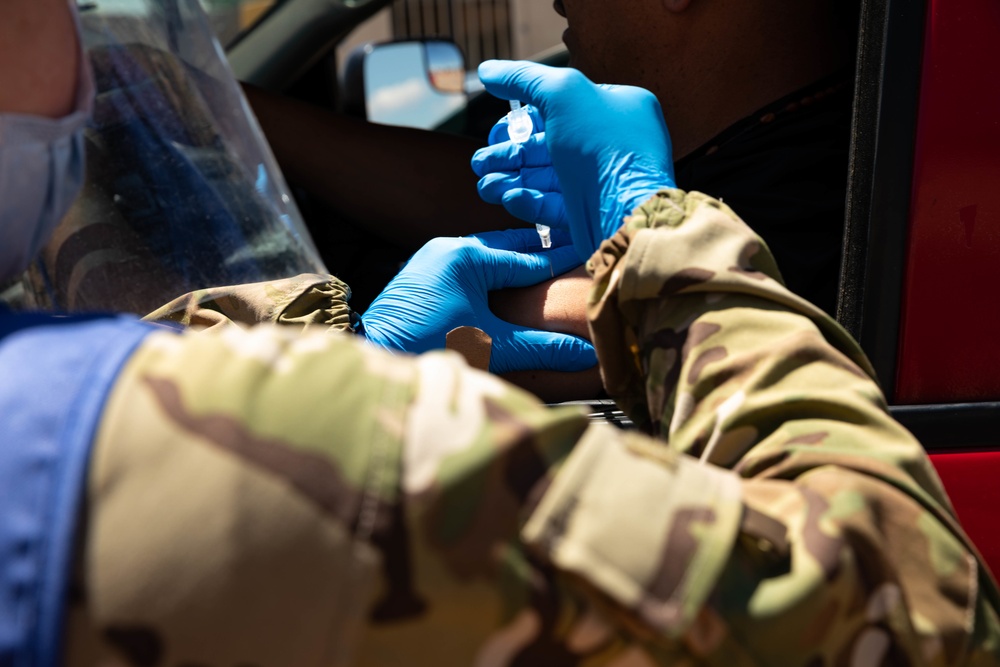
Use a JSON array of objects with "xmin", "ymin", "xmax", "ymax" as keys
[
  {"xmin": 0, "ymin": 0, "xmax": 80, "ymax": 118},
  {"xmin": 551, "ymin": 0, "xmax": 855, "ymax": 158},
  {"xmin": 491, "ymin": 266, "xmax": 602, "ymax": 402}
]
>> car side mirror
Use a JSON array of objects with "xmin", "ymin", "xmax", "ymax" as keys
[{"xmin": 341, "ymin": 39, "xmax": 469, "ymax": 130}]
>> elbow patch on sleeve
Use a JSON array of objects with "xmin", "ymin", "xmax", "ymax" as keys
[{"xmin": 521, "ymin": 425, "xmax": 743, "ymax": 638}]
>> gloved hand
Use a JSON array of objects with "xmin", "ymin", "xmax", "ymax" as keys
[
  {"xmin": 361, "ymin": 228, "xmax": 596, "ymax": 374},
  {"xmin": 473, "ymin": 129, "xmax": 572, "ymax": 236},
  {"xmin": 472, "ymin": 61, "xmax": 676, "ymax": 261}
]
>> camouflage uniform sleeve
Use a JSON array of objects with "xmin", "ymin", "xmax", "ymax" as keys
[
  {"xmin": 142, "ymin": 272, "xmax": 357, "ymax": 332},
  {"xmin": 521, "ymin": 189, "xmax": 1000, "ymax": 664},
  {"xmin": 67, "ymin": 325, "xmax": 605, "ymax": 666},
  {"xmin": 65, "ymin": 192, "xmax": 1000, "ymax": 666}
]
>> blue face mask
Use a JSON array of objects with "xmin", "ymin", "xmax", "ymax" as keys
[{"xmin": 0, "ymin": 10, "xmax": 92, "ymax": 284}]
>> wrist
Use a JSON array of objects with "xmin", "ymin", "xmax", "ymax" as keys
[
  {"xmin": 617, "ymin": 187, "xmax": 673, "ymax": 232},
  {"xmin": 357, "ymin": 317, "xmax": 399, "ymax": 352},
  {"xmin": 588, "ymin": 188, "xmax": 685, "ymax": 280},
  {"xmin": 607, "ymin": 172, "xmax": 676, "ymax": 239}
]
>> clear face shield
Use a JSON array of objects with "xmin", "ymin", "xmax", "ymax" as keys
[{"xmin": 18, "ymin": 0, "xmax": 326, "ymax": 315}]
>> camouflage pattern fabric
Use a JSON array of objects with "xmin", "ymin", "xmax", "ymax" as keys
[
  {"xmin": 143, "ymin": 272, "xmax": 357, "ymax": 333},
  {"xmin": 64, "ymin": 190, "xmax": 1000, "ymax": 666}
]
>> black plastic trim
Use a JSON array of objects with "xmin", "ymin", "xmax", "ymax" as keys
[
  {"xmin": 566, "ymin": 400, "xmax": 1000, "ymax": 453},
  {"xmin": 838, "ymin": 0, "xmax": 927, "ymax": 402},
  {"xmin": 890, "ymin": 403, "xmax": 1000, "ymax": 452}
]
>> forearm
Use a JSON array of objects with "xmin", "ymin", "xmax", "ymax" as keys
[
  {"xmin": 68, "ymin": 187, "xmax": 1000, "ymax": 665},
  {"xmin": 490, "ymin": 265, "xmax": 603, "ymax": 402},
  {"xmin": 70, "ymin": 326, "xmax": 597, "ymax": 665},
  {"xmin": 69, "ymin": 324, "xmax": 727, "ymax": 665},
  {"xmin": 573, "ymin": 188, "xmax": 1000, "ymax": 662},
  {"xmin": 243, "ymin": 84, "xmax": 516, "ymax": 248},
  {"xmin": 139, "ymin": 268, "xmax": 602, "ymax": 403}
]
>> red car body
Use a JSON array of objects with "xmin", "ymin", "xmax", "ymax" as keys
[{"xmin": 847, "ymin": 0, "xmax": 1000, "ymax": 575}]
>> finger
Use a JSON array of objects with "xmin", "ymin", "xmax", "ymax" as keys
[
  {"xmin": 477, "ymin": 168, "xmax": 561, "ymax": 206},
  {"xmin": 478, "ymin": 60, "xmax": 563, "ymax": 114},
  {"xmin": 471, "ymin": 227, "xmax": 572, "ymax": 253},
  {"xmin": 477, "ymin": 171, "xmax": 522, "ymax": 205},
  {"xmin": 487, "ymin": 119, "xmax": 510, "ymax": 146},
  {"xmin": 517, "ymin": 166, "xmax": 561, "ymax": 192},
  {"xmin": 480, "ymin": 244, "xmax": 583, "ymax": 289},
  {"xmin": 471, "ymin": 133, "xmax": 551, "ymax": 177},
  {"xmin": 470, "ymin": 227, "xmax": 546, "ymax": 252},
  {"xmin": 488, "ymin": 328, "xmax": 597, "ymax": 374},
  {"xmin": 549, "ymin": 227, "xmax": 573, "ymax": 248},
  {"xmin": 501, "ymin": 189, "xmax": 569, "ymax": 228}
]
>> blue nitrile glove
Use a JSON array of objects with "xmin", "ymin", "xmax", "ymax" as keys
[
  {"xmin": 475, "ymin": 105, "xmax": 570, "ymax": 235},
  {"xmin": 474, "ymin": 61, "xmax": 676, "ymax": 261},
  {"xmin": 361, "ymin": 227, "xmax": 596, "ymax": 374},
  {"xmin": 473, "ymin": 132, "xmax": 572, "ymax": 235}
]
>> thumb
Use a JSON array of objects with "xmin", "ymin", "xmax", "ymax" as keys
[
  {"xmin": 479, "ymin": 244, "xmax": 582, "ymax": 289},
  {"xmin": 478, "ymin": 60, "xmax": 556, "ymax": 114},
  {"xmin": 472, "ymin": 133, "xmax": 552, "ymax": 178},
  {"xmin": 489, "ymin": 327, "xmax": 597, "ymax": 374},
  {"xmin": 502, "ymin": 189, "xmax": 569, "ymax": 229}
]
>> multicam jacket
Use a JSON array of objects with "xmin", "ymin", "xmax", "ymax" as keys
[{"xmin": 65, "ymin": 190, "xmax": 1000, "ymax": 666}]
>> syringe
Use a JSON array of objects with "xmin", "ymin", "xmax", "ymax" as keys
[{"xmin": 507, "ymin": 100, "xmax": 551, "ymax": 249}]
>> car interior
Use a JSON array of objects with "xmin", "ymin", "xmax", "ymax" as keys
[{"xmin": 224, "ymin": 0, "xmax": 1000, "ymax": 573}]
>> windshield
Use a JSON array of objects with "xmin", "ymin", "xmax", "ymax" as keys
[
  {"xmin": 90, "ymin": 0, "xmax": 289, "ymax": 45},
  {"xmin": 202, "ymin": 0, "xmax": 288, "ymax": 46}
]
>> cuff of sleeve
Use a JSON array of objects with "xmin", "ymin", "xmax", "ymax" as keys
[
  {"xmin": 586, "ymin": 188, "xmax": 784, "ymax": 308},
  {"xmin": 144, "ymin": 273, "xmax": 358, "ymax": 333},
  {"xmin": 277, "ymin": 274, "xmax": 357, "ymax": 333},
  {"xmin": 584, "ymin": 189, "xmax": 875, "ymax": 405},
  {"xmin": 584, "ymin": 188, "xmax": 690, "ymax": 402},
  {"xmin": 521, "ymin": 424, "xmax": 743, "ymax": 638}
]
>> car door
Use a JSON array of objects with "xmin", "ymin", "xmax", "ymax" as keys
[
  {"xmin": 842, "ymin": 0, "xmax": 1000, "ymax": 575},
  {"xmin": 225, "ymin": 0, "xmax": 1000, "ymax": 576}
]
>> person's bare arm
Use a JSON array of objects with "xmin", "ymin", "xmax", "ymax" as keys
[
  {"xmin": 489, "ymin": 266, "xmax": 591, "ymax": 340},
  {"xmin": 243, "ymin": 84, "xmax": 519, "ymax": 250},
  {"xmin": 490, "ymin": 266, "xmax": 604, "ymax": 402}
]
